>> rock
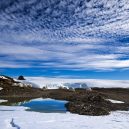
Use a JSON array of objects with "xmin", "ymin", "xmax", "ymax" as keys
[
  {"xmin": 0, "ymin": 75, "xmax": 15, "ymax": 87},
  {"xmin": 87, "ymin": 94, "xmax": 105, "ymax": 102},
  {"xmin": 18, "ymin": 76, "xmax": 25, "ymax": 80},
  {"xmin": 65, "ymin": 93, "xmax": 111, "ymax": 116},
  {"xmin": 65, "ymin": 102, "xmax": 110, "ymax": 116},
  {"xmin": 0, "ymin": 75, "xmax": 43, "ymax": 97}
]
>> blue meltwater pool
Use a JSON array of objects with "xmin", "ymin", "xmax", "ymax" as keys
[{"xmin": 20, "ymin": 98, "xmax": 68, "ymax": 113}]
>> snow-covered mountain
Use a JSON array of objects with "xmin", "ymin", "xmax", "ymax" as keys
[
  {"xmin": 22, "ymin": 77, "xmax": 129, "ymax": 89},
  {"xmin": 14, "ymin": 80, "xmax": 40, "ymax": 88},
  {"xmin": 2, "ymin": 75, "xmax": 128, "ymax": 89}
]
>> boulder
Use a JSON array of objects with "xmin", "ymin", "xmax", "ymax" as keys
[{"xmin": 18, "ymin": 76, "xmax": 25, "ymax": 80}]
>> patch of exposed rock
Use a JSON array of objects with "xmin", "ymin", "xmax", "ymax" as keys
[
  {"xmin": 65, "ymin": 92, "xmax": 129, "ymax": 116},
  {"xmin": 0, "ymin": 75, "xmax": 43, "ymax": 97}
]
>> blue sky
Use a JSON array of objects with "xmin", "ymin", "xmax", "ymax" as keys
[
  {"xmin": 0, "ymin": 0, "xmax": 129, "ymax": 79},
  {"xmin": 1, "ymin": 68, "xmax": 129, "ymax": 80}
]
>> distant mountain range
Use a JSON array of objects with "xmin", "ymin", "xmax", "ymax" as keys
[
  {"xmin": 1, "ymin": 75, "xmax": 129, "ymax": 90},
  {"xmin": 26, "ymin": 77, "xmax": 129, "ymax": 89}
]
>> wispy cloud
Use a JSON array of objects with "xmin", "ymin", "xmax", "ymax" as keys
[
  {"xmin": 0, "ymin": 40, "xmax": 128, "ymax": 70},
  {"xmin": 0, "ymin": 0, "xmax": 129, "ymax": 72}
]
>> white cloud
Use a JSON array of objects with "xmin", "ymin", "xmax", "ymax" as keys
[
  {"xmin": 0, "ymin": 61, "xmax": 30, "ymax": 68},
  {"xmin": 0, "ymin": 40, "xmax": 129, "ymax": 70},
  {"xmin": 0, "ymin": 0, "xmax": 129, "ymax": 71}
]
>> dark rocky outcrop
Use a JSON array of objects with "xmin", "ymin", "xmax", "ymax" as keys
[
  {"xmin": 0, "ymin": 75, "xmax": 43, "ymax": 98},
  {"xmin": 17, "ymin": 76, "xmax": 25, "ymax": 80},
  {"xmin": 65, "ymin": 92, "xmax": 111, "ymax": 116},
  {"xmin": 0, "ymin": 76, "xmax": 15, "ymax": 88},
  {"xmin": 65, "ymin": 102, "xmax": 110, "ymax": 116},
  {"xmin": 65, "ymin": 90, "xmax": 129, "ymax": 116}
]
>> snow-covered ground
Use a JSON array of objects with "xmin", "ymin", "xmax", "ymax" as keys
[
  {"xmin": 0, "ymin": 87, "xmax": 3, "ymax": 90},
  {"xmin": 0, "ymin": 106, "xmax": 129, "ymax": 129},
  {"xmin": 14, "ymin": 79, "xmax": 40, "ymax": 88},
  {"xmin": 106, "ymin": 99, "xmax": 124, "ymax": 104},
  {"xmin": 24, "ymin": 77, "xmax": 129, "ymax": 89},
  {"xmin": 0, "ymin": 99, "xmax": 8, "ymax": 103},
  {"xmin": 0, "ymin": 76, "xmax": 8, "ymax": 79}
]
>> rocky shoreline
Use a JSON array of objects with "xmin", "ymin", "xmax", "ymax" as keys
[{"xmin": 0, "ymin": 75, "xmax": 129, "ymax": 116}]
